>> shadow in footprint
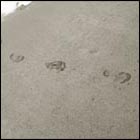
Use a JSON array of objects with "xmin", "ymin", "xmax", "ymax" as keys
[
  {"xmin": 45, "ymin": 61, "xmax": 66, "ymax": 72},
  {"xmin": 114, "ymin": 72, "xmax": 131, "ymax": 84},
  {"xmin": 103, "ymin": 70, "xmax": 110, "ymax": 77},
  {"xmin": 10, "ymin": 53, "xmax": 25, "ymax": 63}
]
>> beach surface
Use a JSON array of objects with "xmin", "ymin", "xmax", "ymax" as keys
[{"xmin": 1, "ymin": 2, "xmax": 139, "ymax": 139}]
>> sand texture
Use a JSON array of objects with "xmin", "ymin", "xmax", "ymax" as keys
[{"xmin": 1, "ymin": 2, "xmax": 139, "ymax": 139}]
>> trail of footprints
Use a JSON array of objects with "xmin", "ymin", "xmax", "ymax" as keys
[
  {"xmin": 1, "ymin": 38, "xmax": 132, "ymax": 84},
  {"xmin": 9, "ymin": 53, "xmax": 66, "ymax": 72},
  {"xmin": 8, "ymin": 52, "xmax": 131, "ymax": 85},
  {"xmin": 0, "ymin": 40, "xmax": 131, "ymax": 85}
]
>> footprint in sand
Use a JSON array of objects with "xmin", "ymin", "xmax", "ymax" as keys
[
  {"xmin": 9, "ymin": 53, "xmax": 25, "ymax": 63},
  {"xmin": 45, "ymin": 61, "xmax": 66, "ymax": 72},
  {"xmin": 103, "ymin": 70, "xmax": 110, "ymax": 77},
  {"xmin": 114, "ymin": 72, "xmax": 131, "ymax": 84}
]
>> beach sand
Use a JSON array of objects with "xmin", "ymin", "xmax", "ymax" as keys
[{"xmin": 1, "ymin": 2, "xmax": 139, "ymax": 139}]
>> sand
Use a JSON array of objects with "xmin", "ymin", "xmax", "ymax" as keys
[{"xmin": 1, "ymin": 1, "xmax": 139, "ymax": 139}]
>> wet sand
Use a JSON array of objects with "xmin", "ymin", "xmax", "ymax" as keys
[{"xmin": 1, "ymin": 2, "xmax": 139, "ymax": 139}]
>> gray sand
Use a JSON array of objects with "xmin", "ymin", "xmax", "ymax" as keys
[{"xmin": 1, "ymin": 2, "xmax": 139, "ymax": 139}]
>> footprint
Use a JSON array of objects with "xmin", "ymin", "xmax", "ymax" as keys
[
  {"xmin": 45, "ymin": 61, "xmax": 66, "ymax": 72},
  {"xmin": 9, "ymin": 53, "xmax": 25, "ymax": 63},
  {"xmin": 103, "ymin": 70, "xmax": 110, "ymax": 77},
  {"xmin": 114, "ymin": 72, "xmax": 131, "ymax": 84}
]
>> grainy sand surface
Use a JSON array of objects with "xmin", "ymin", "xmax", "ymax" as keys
[{"xmin": 1, "ymin": 2, "xmax": 139, "ymax": 139}]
